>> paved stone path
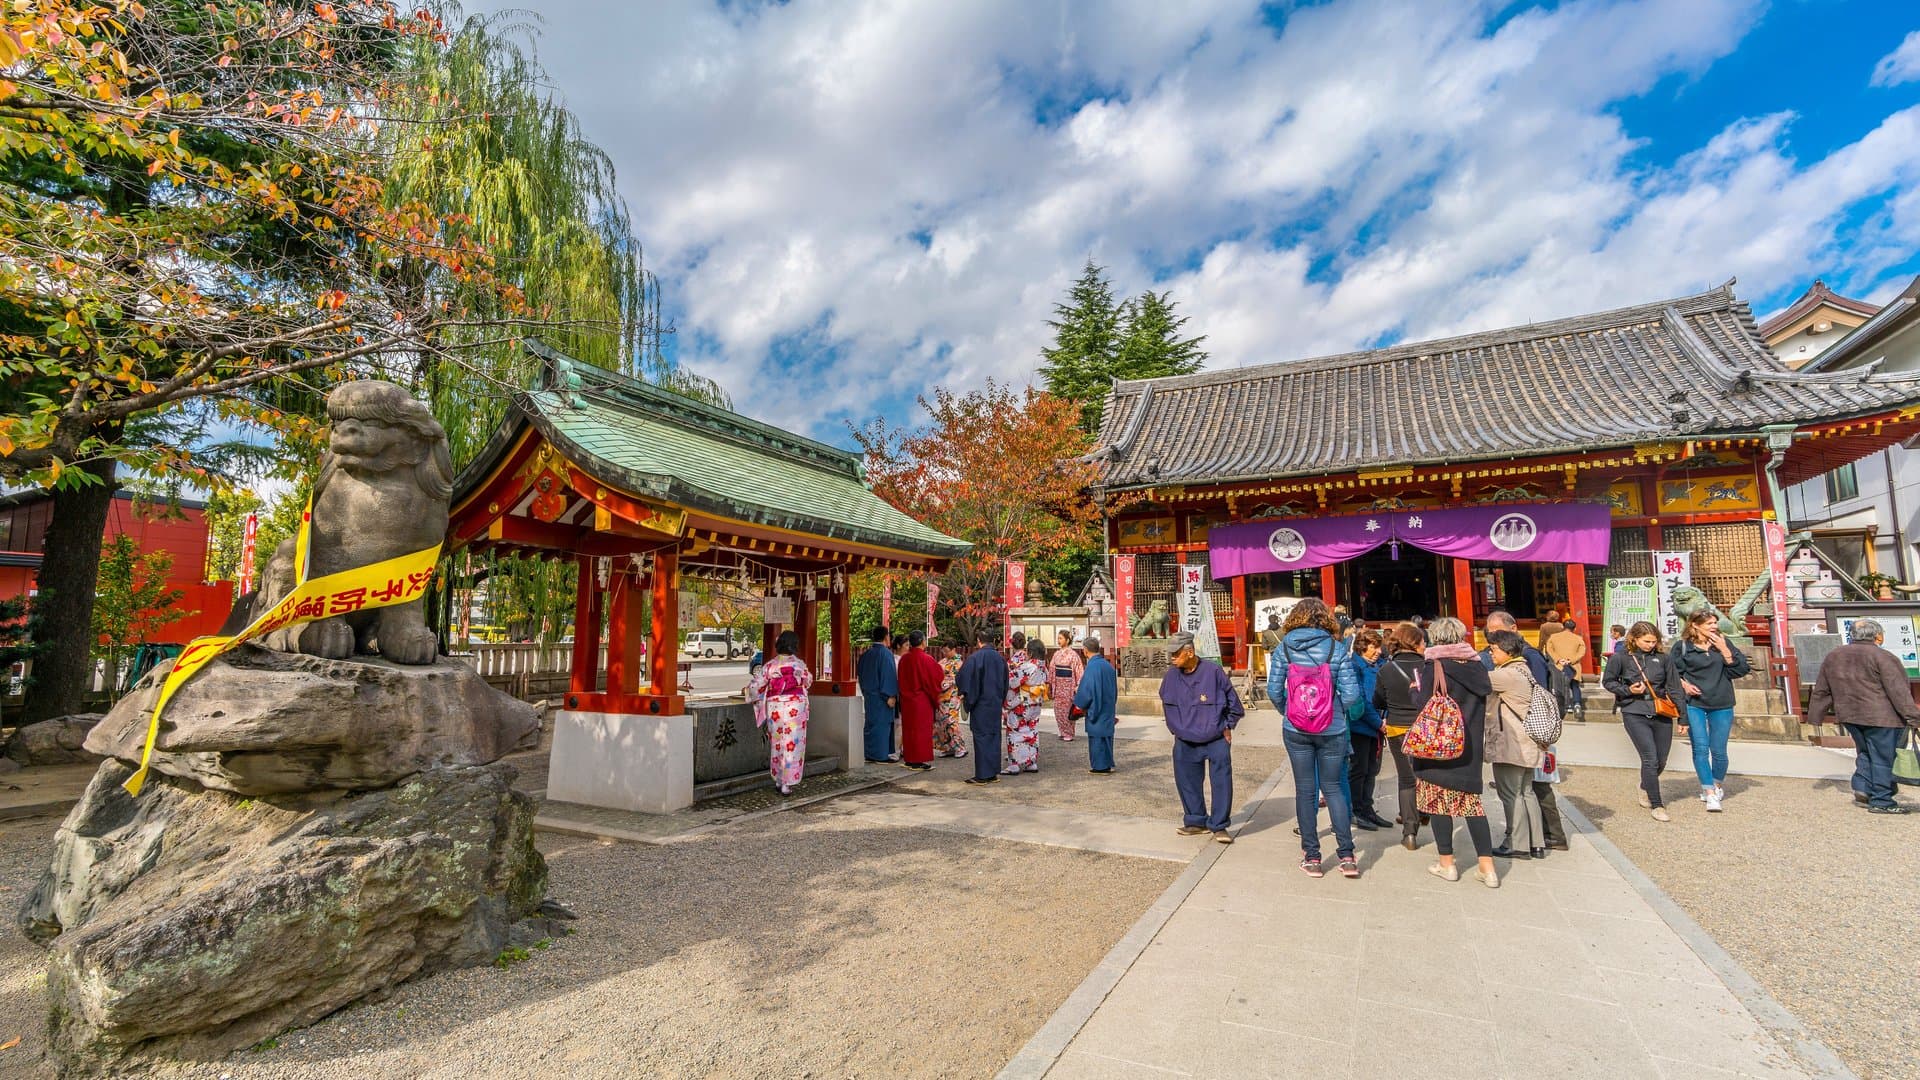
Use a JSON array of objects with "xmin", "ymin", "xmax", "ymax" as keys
[
  {"xmin": 806, "ymin": 790, "xmax": 1221, "ymax": 861},
  {"xmin": 1009, "ymin": 766, "xmax": 1844, "ymax": 1080}
]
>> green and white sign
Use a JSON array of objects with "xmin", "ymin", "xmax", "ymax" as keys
[{"xmin": 1603, "ymin": 576, "xmax": 1658, "ymax": 633}]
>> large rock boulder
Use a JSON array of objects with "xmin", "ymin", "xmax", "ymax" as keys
[
  {"xmin": 85, "ymin": 645, "xmax": 538, "ymax": 795},
  {"xmin": 3, "ymin": 714, "xmax": 105, "ymax": 766},
  {"xmin": 17, "ymin": 759, "xmax": 545, "ymax": 1070}
]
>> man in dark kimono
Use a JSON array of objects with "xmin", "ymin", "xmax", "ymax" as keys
[
  {"xmin": 857, "ymin": 626, "xmax": 899, "ymax": 763},
  {"xmin": 1073, "ymin": 637, "xmax": 1120, "ymax": 773},
  {"xmin": 1160, "ymin": 630, "xmax": 1244, "ymax": 841},
  {"xmin": 957, "ymin": 629, "xmax": 1009, "ymax": 783}
]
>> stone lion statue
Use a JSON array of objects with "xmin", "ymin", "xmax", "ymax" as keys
[
  {"xmin": 1131, "ymin": 599, "xmax": 1172, "ymax": 640},
  {"xmin": 1669, "ymin": 585, "xmax": 1751, "ymax": 649},
  {"xmin": 237, "ymin": 381, "xmax": 452, "ymax": 665}
]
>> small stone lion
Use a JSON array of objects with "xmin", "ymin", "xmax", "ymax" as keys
[
  {"xmin": 239, "ymin": 381, "xmax": 452, "ymax": 665},
  {"xmin": 1132, "ymin": 599, "xmax": 1172, "ymax": 640},
  {"xmin": 1669, "ymin": 585, "xmax": 1751, "ymax": 648}
]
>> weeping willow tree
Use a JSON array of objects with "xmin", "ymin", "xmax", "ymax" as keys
[{"xmin": 378, "ymin": 5, "xmax": 728, "ymax": 464}]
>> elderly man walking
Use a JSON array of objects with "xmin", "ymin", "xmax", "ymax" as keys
[
  {"xmin": 1160, "ymin": 630, "xmax": 1244, "ymax": 842},
  {"xmin": 1808, "ymin": 618, "xmax": 1920, "ymax": 814}
]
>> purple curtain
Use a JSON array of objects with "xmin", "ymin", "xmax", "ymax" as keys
[{"xmin": 1207, "ymin": 502, "xmax": 1613, "ymax": 579}]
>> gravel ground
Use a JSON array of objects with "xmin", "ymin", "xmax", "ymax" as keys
[
  {"xmin": 0, "ymin": 802, "xmax": 1176, "ymax": 1079},
  {"xmin": 885, "ymin": 737, "xmax": 1288, "ymax": 820},
  {"xmin": 1558, "ymin": 765, "xmax": 1920, "ymax": 1080}
]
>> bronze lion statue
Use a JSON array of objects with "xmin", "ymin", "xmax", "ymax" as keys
[
  {"xmin": 236, "ymin": 381, "xmax": 451, "ymax": 665},
  {"xmin": 1131, "ymin": 599, "xmax": 1172, "ymax": 640},
  {"xmin": 1669, "ymin": 585, "xmax": 1751, "ymax": 649}
]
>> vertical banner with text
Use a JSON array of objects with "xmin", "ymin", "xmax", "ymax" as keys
[
  {"xmin": 1113, "ymin": 555, "xmax": 1135, "ymax": 649},
  {"xmin": 926, "ymin": 582, "xmax": 939, "ymax": 641},
  {"xmin": 1762, "ymin": 521, "xmax": 1797, "ymax": 715},
  {"xmin": 881, "ymin": 576, "xmax": 893, "ymax": 630},
  {"xmin": 1652, "ymin": 550, "xmax": 1692, "ymax": 643},
  {"xmin": 1004, "ymin": 561, "xmax": 1026, "ymax": 647},
  {"xmin": 1179, "ymin": 564, "xmax": 1222, "ymax": 660}
]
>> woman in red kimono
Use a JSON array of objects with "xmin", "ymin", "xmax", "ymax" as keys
[
  {"xmin": 1048, "ymin": 630, "xmax": 1086, "ymax": 741},
  {"xmin": 896, "ymin": 630, "xmax": 945, "ymax": 771}
]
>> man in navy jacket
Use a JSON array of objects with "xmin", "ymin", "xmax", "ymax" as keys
[
  {"xmin": 1160, "ymin": 630, "xmax": 1244, "ymax": 840},
  {"xmin": 857, "ymin": 627, "xmax": 898, "ymax": 762}
]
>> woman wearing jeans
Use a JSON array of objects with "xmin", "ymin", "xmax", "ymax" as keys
[
  {"xmin": 1602, "ymin": 620, "xmax": 1681, "ymax": 821},
  {"xmin": 1267, "ymin": 598, "xmax": 1362, "ymax": 879},
  {"xmin": 1671, "ymin": 610, "xmax": 1749, "ymax": 813}
]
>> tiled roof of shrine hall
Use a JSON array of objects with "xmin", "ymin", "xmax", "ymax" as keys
[
  {"xmin": 454, "ymin": 342, "xmax": 969, "ymax": 558},
  {"xmin": 1092, "ymin": 284, "xmax": 1920, "ymax": 490}
]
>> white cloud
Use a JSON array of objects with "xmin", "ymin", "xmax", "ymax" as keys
[
  {"xmin": 1871, "ymin": 29, "xmax": 1920, "ymax": 87},
  {"xmin": 474, "ymin": 0, "xmax": 1919, "ymax": 435}
]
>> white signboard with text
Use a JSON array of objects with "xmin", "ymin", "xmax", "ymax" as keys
[
  {"xmin": 1652, "ymin": 551, "xmax": 1692, "ymax": 642},
  {"xmin": 1179, "ymin": 564, "xmax": 1222, "ymax": 660}
]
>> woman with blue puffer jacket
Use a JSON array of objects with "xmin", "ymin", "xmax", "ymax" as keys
[{"xmin": 1267, "ymin": 598, "xmax": 1364, "ymax": 878}]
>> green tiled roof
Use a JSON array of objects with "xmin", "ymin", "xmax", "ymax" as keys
[{"xmin": 456, "ymin": 344, "xmax": 968, "ymax": 559}]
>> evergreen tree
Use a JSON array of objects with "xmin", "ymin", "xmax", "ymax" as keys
[
  {"xmin": 1039, "ymin": 259, "xmax": 1123, "ymax": 432},
  {"xmin": 1040, "ymin": 263, "xmax": 1210, "ymax": 434},
  {"xmin": 1116, "ymin": 290, "xmax": 1208, "ymax": 382}
]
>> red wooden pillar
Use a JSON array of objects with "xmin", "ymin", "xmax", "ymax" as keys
[
  {"xmin": 829, "ymin": 584, "xmax": 852, "ymax": 688},
  {"xmin": 1565, "ymin": 562, "xmax": 1595, "ymax": 674},
  {"xmin": 1320, "ymin": 565, "xmax": 1338, "ymax": 606},
  {"xmin": 1452, "ymin": 557, "xmax": 1474, "ymax": 628},
  {"xmin": 1230, "ymin": 574, "xmax": 1249, "ymax": 671},
  {"xmin": 568, "ymin": 555, "xmax": 603, "ymax": 697},
  {"xmin": 605, "ymin": 567, "xmax": 643, "ymax": 695},
  {"xmin": 648, "ymin": 553, "xmax": 679, "ymax": 701},
  {"xmin": 796, "ymin": 597, "xmax": 820, "ymax": 678}
]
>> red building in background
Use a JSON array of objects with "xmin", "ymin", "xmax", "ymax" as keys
[{"xmin": 0, "ymin": 490, "xmax": 235, "ymax": 642}]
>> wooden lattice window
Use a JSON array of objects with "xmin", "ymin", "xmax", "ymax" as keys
[{"xmin": 1661, "ymin": 523, "xmax": 1765, "ymax": 612}]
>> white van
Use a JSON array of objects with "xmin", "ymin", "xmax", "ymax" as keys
[{"xmin": 684, "ymin": 630, "xmax": 739, "ymax": 658}]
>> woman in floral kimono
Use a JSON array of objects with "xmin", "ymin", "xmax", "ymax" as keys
[
  {"xmin": 746, "ymin": 630, "xmax": 813, "ymax": 796},
  {"xmin": 1003, "ymin": 631, "xmax": 1048, "ymax": 774},
  {"xmin": 1047, "ymin": 630, "xmax": 1086, "ymax": 741},
  {"xmin": 935, "ymin": 646, "xmax": 968, "ymax": 757}
]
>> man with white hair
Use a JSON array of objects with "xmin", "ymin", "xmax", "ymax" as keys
[
  {"xmin": 1159, "ymin": 630, "xmax": 1244, "ymax": 842},
  {"xmin": 1808, "ymin": 618, "xmax": 1920, "ymax": 814}
]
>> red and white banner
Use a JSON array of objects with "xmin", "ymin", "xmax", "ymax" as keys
[
  {"xmin": 1004, "ymin": 561, "xmax": 1026, "ymax": 646},
  {"xmin": 1762, "ymin": 521, "xmax": 1797, "ymax": 715},
  {"xmin": 237, "ymin": 512, "xmax": 260, "ymax": 595},
  {"xmin": 926, "ymin": 582, "xmax": 939, "ymax": 641},
  {"xmin": 881, "ymin": 576, "xmax": 893, "ymax": 629},
  {"xmin": 1113, "ymin": 555, "xmax": 1135, "ymax": 649}
]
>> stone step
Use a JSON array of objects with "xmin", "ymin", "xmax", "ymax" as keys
[{"xmin": 691, "ymin": 754, "xmax": 842, "ymax": 801}]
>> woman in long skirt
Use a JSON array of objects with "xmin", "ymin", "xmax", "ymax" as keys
[
  {"xmin": 935, "ymin": 646, "xmax": 969, "ymax": 757},
  {"xmin": 747, "ymin": 629, "xmax": 813, "ymax": 796}
]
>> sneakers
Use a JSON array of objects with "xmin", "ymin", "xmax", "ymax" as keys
[
  {"xmin": 1338, "ymin": 857, "xmax": 1360, "ymax": 879},
  {"xmin": 1427, "ymin": 861, "xmax": 1459, "ymax": 882},
  {"xmin": 1474, "ymin": 866, "xmax": 1501, "ymax": 889},
  {"xmin": 1638, "ymin": 790, "xmax": 1651, "ymax": 809},
  {"xmin": 1300, "ymin": 857, "xmax": 1325, "ymax": 878},
  {"xmin": 1650, "ymin": 806, "xmax": 1671, "ymax": 822},
  {"xmin": 1704, "ymin": 791, "xmax": 1723, "ymax": 813},
  {"xmin": 1868, "ymin": 804, "xmax": 1912, "ymax": 815},
  {"xmin": 1176, "ymin": 825, "xmax": 1209, "ymax": 836}
]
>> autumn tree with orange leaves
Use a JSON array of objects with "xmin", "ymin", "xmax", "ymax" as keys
[{"xmin": 852, "ymin": 382, "xmax": 1108, "ymax": 645}]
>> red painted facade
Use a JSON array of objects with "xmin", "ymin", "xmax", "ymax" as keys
[{"xmin": 0, "ymin": 491, "xmax": 235, "ymax": 642}]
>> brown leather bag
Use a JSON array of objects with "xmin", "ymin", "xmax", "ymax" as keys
[{"xmin": 1631, "ymin": 653, "xmax": 1679, "ymax": 720}]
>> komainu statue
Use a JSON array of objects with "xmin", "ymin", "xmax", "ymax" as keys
[
  {"xmin": 1669, "ymin": 585, "xmax": 1752, "ymax": 649},
  {"xmin": 242, "ymin": 381, "xmax": 451, "ymax": 664},
  {"xmin": 1132, "ymin": 599, "xmax": 1172, "ymax": 640}
]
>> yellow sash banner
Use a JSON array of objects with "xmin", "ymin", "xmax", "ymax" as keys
[{"xmin": 123, "ymin": 506, "xmax": 441, "ymax": 796}]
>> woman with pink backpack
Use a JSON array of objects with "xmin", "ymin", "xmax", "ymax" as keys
[{"xmin": 1266, "ymin": 598, "xmax": 1364, "ymax": 879}]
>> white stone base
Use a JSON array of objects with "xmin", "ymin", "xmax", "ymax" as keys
[
  {"xmin": 808, "ymin": 693, "xmax": 863, "ymax": 766},
  {"xmin": 546, "ymin": 710, "xmax": 693, "ymax": 815}
]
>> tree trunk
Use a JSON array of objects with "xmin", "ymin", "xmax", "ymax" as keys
[{"xmin": 24, "ymin": 460, "xmax": 120, "ymax": 722}]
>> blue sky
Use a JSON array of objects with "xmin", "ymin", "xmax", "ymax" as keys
[{"xmin": 478, "ymin": 0, "xmax": 1920, "ymax": 445}]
